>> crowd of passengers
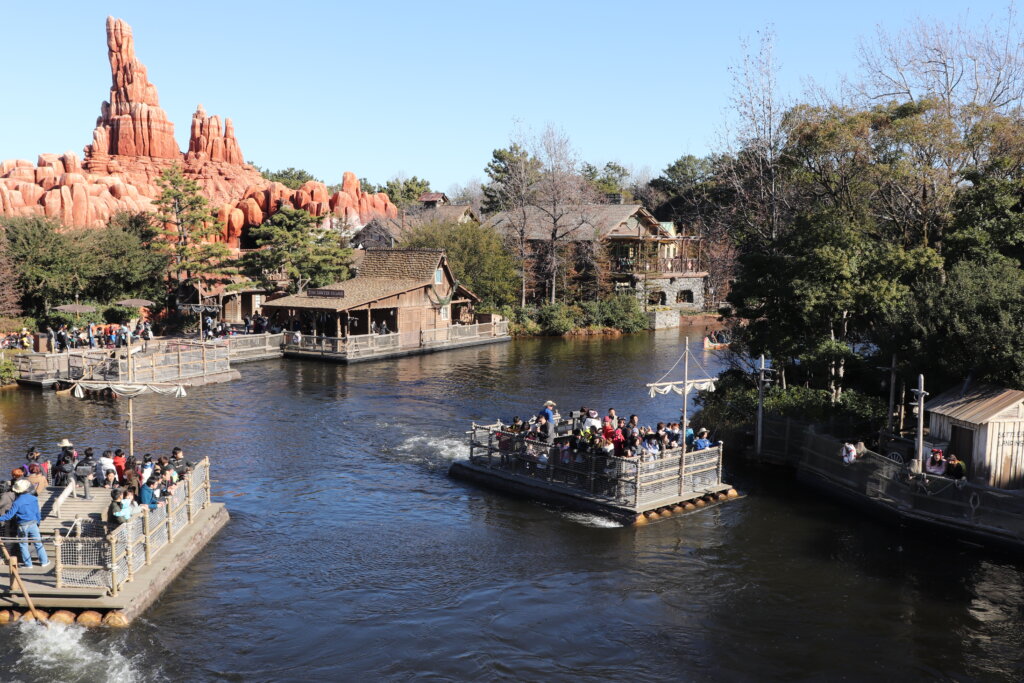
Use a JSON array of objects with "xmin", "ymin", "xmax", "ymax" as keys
[
  {"xmin": 0, "ymin": 440, "xmax": 194, "ymax": 569},
  {"xmin": 500, "ymin": 400, "xmax": 715, "ymax": 466}
]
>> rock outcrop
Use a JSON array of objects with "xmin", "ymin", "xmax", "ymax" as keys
[{"xmin": 0, "ymin": 16, "xmax": 397, "ymax": 245}]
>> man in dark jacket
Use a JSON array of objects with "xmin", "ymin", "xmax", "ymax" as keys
[
  {"xmin": 75, "ymin": 452, "xmax": 96, "ymax": 500},
  {"xmin": 170, "ymin": 447, "xmax": 191, "ymax": 478},
  {"xmin": 0, "ymin": 480, "xmax": 49, "ymax": 569}
]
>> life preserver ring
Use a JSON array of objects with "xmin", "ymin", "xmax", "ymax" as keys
[{"xmin": 969, "ymin": 492, "xmax": 981, "ymax": 513}]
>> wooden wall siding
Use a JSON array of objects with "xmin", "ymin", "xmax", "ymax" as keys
[{"xmin": 986, "ymin": 422, "xmax": 1024, "ymax": 488}]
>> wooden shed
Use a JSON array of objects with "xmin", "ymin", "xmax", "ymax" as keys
[
  {"xmin": 260, "ymin": 248, "xmax": 478, "ymax": 337},
  {"xmin": 926, "ymin": 384, "xmax": 1024, "ymax": 489}
]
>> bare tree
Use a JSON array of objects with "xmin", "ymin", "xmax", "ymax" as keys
[
  {"xmin": 855, "ymin": 5, "xmax": 1024, "ymax": 112},
  {"xmin": 720, "ymin": 28, "xmax": 796, "ymax": 250},
  {"xmin": 530, "ymin": 125, "xmax": 595, "ymax": 303}
]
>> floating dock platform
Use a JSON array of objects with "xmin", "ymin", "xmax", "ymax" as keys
[
  {"xmin": 0, "ymin": 458, "xmax": 228, "ymax": 626},
  {"xmin": 450, "ymin": 422, "xmax": 738, "ymax": 525}
]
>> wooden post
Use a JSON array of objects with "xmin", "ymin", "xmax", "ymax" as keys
[
  {"xmin": 125, "ymin": 531, "xmax": 134, "ymax": 583},
  {"xmin": 54, "ymin": 534, "xmax": 63, "ymax": 588},
  {"xmin": 108, "ymin": 535, "xmax": 118, "ymax": 596},
  {"xmin": 677, "ymin": 450, "xmax": 685, "ymax": 496},
  {"xmin": 186, "ymin": 471, "xmax": 194, "ymax": 523},
  {"xmin": 203, "ymin": 458, "xmax": 211, "ymax": 509},
  {"xmin": 142, "ymin": 508, "xmax": 152, "ymax": 565}
]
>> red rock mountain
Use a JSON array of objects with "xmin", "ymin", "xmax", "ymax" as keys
[{"xmin": 0, "ymin": 16, "xmax": 397, "ymax": 248}]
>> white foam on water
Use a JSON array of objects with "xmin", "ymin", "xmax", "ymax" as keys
[
  {"xmin": 396, "ymin": 435, "xmax": 467, "ymax": 463},
  {"xmin": 12, "ymin": 621, "xmax": 147, "ymax": 682},
  {"xmin": 560, "ymin": 511, "xmax": 624, "ymax": 528}
]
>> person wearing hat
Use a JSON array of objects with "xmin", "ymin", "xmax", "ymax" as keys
[
  {"xmin": 538, "ymin": 400, "xmax": 556, "ymax": 426},
  {"xmin": 694, "ymin": 429, "xmax": 712, "ymax": 451},
  {"xmin": 0, "ymin": 479, "xmax": 49, "ymax": 569},
  {"xmin": 57, "ymin": 438, "xmax": 76, "ymax": 463}
]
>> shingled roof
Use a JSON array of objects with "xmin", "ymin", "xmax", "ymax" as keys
[
  {"xmin": 357, "ymin": 248, "xmax": 443, "ymax": 279},
  {"xmin": 482, "ymin": 204, "xmax": 668, "ymax": 242},
  {"xmin": 261, "ymin": 248, "xmax": 469, "ymax": 312}
]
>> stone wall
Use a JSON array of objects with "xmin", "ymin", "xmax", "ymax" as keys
[
  {"xmin": 636, "ymin": 275, "xmax": 706, "ymax": 311},
  {"xmin": 647, "ymin": 309, "xmax": 682, "ymax": 330}
]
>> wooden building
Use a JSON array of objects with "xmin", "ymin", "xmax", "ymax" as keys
[
  {"xmin": 926, "ymin": 384, "xmax": 1024, "ymax": 488},
  {"xmin": 482, "ymin": 203, "xmax": 707, "ymax": 312},
  {"xmin": 260, "ymin": 248, "xmax": 479, "ymax": 336}
]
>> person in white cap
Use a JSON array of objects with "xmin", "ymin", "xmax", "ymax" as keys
[
  {"xmin": 538, "ymin": 400, "xmax": 556, "ymax": 425},
  {"xmin": 0, "ymin": 479, "xmax": 49, "ymax": 569}
]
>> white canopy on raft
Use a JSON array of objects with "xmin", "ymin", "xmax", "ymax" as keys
[
  {"xmin": 647, "ymin": 379, "xmax": 716, "ymax": 397},
  {"xmin": 71, "ymin": 382, "xmax": 187, "ymax": 399}
]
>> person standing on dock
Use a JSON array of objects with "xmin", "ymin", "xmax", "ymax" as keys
[
  {"xmin": 140, "ymin": 478, "xmax": 163, "ymax": 510},
  {"xmin": 75, "ymin": 450, "xmax": 96, "ymax": 500},
  {"xmin": 0, "ymin": 479, "xmax": 49, "ymax": 569},
  {"xmin": 538, "ymin": 400, "xmax": 556, "ymax": 425}
]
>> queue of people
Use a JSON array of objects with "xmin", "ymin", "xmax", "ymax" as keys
[
  {"xmin": 24, "ymin": 439, "xmax": 193, "ymax": 527},
  {"xmin": 501, "ymin": 400, "xmax": 716, "ymax": 472},
  {"xmin": 43, "ymin": 321, "xmax": 153, "ymax": 352}
]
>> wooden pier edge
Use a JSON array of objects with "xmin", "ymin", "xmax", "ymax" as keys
[
  {"xmin": 0, "ymin": 503, "xmax": 229, "ymax": 624},
  {"xmin": 449, "ymin": 460, "xmax": 735, "ymax": 525}
]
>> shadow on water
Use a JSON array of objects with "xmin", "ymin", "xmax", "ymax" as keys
[{"xmin": 0, "ymin": 330, "xmax": 1022, "ymax": 680}]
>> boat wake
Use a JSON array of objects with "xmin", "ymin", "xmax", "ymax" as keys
[
  {"xmin": 12, "ymin": 621, "xmax": 153, "ymax": 682},
  {"xmin": 395, "ymin": 435, "xmax": 467, "ymax": 465},
  {"xmin": 560, "ymin": 512, "xmax": 624, "ymax": 528}
]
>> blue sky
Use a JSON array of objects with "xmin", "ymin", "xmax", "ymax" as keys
[{"xmin": 1, "ymin": 0, "xmax": 1009, "ymax": 192}]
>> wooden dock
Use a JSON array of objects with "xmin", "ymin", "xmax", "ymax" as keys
[
  {"xmin": 282, "ymin": 321, "xmax": 511, "ymax": 364},
  {"xmin": 0, "ymin": 459, "xmax": 228, "ymax": 623}
]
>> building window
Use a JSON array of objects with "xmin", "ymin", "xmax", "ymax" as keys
[
  {"xmin": 677, "ymin": 290, "xmax": 694, "ymax": 304},
  {"xmin": 435, "ymin": 268, "xmax": 443, "ymax": 284},
  {"xmin": 440, "ymin": 306, "xmax": 449, "ymax": 320}
]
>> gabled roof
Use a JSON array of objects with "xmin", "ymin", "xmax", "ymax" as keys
[
  {"xmin": 356, "ymin": 248, "xmax": 443, "ymax": 280},
  {"xmin": 925, "ymin": 383, "xmax": 1024, "ymax": 424},
  {"xmin": 418, "ymin": 192, "xmax": 449, "ymax": 203},
  {"xmin": 261, "ymin": 248, "xmax": 476, "ymax": 312},
  {"xmin": 482, "ymin": 204, "xmax": 668, "ymax": 242}
]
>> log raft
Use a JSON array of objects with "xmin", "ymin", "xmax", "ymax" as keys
[{"xmin": 0, "ymin": 458, "xmax": 228, "ymax": 625}]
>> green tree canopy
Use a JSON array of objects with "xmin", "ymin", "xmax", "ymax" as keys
[
  {"xmin": 153, "ymin": 164, "xmax": 231, "ymax": 293},
  {"xmin": 238, "ymin": 206, "xmax": 352, "ymax": 293},
  {"xmin": 481, "ymin": 144, "xmax": 541, "ymax": 215},
  {"xmin": 384, "ymin": 176, "xmax": 432, "ymax": 208},
  {"xmin": 399, "ymin": 220, "xmax": 518, "ymax": 307},
  {"xmin": 255, "ymin": 166, "xmax": 320, "ymax": 190}
]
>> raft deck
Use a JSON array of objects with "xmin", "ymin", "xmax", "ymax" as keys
[
  {"xmin": 450, "ymin": 422, "xmax": 734, "ymax": 523},
  {"xmin": 0, "ymin": 458, "xmax": 228, "ymax": 621}
]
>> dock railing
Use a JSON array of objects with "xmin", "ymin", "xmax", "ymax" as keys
[
  {"xmin": 222, "ymin": 333, "xmax": 285, "ymax": 361},
  {"xmin": 283, "ymin": 320, "xmax": 510, "ymax": 360},
  {"xmin": 54, "ymin": 457, "xmax": 212, "ymax": 594},
  {"xmin": 760, "ymin": 415, "xmax": 1024, "ymax": 542},
  {"xmin": 467, "ymin": 423, "xmax": 724, "ymax": 509}
]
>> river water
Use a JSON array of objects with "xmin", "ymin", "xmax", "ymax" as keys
[{"xmin": 0, "ymin": 330, "xmax": 1022, "ymax": 682}]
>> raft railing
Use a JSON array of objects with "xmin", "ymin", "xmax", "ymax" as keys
[
  {"xmin": 760, "ymin": 415, "xmax": 1024, "ymax": 542},
  {"xmin": 467, "ymin": 423, "xmax": 724, "ymax": 509},
  {"xmin": 283, "ymin": 321, "xmax": 510, "ymax": 359},
  {"xmin": 54, "ymin": 457, "xmax": 212, "ymax": 595}
]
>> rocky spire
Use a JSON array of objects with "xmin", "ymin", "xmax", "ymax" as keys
[
  {"xmin": 187, "ymin": 105, "xmax": 245, "ymax": 165},
  {"xmin": 86, "ymin": 16, "xmax": 178, "ymax": 159}
]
